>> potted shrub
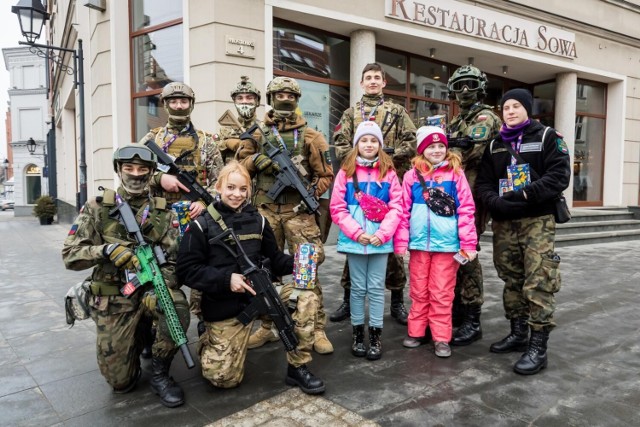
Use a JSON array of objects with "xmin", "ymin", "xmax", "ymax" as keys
[{"xmin": 33, "ymin": 195, "xmax": 57, "ymax": 225}]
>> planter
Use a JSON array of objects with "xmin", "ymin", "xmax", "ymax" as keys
[{"xmin": 39, "ymin": 216, "xmax": 54, "ymax": 225}]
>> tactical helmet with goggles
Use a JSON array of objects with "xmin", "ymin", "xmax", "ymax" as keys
[
  {"xmin": 266, "ymin": 76, "xmax": 301, "ymax": 105},
  {"xmin": 447, "ymin": 65, "xmax": 488, "ymax": 98},
  {"xmin": 113, "ymin": 145, "xmax": 157, "ymax": 172},
  {"xmin": 231, "ymin": 76, "xmax": 261, "ymax": 103}
]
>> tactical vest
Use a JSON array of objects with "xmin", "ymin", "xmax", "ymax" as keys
[
  {"xmin": 353, "ymin": 99, "xmax": 403, "ymax": 148},
  {"xmin": 152, "ymin": 126, "xmax": 207, "ymax": 204},
  {"xmin": 195, "ymin": 204, "xmax": 265, "ymax": 269},
  {"xmin": 91, "ymin": 188, "xmax": 171, "ymax": 295},
  {"xmin": 254, "ymin": 124, "xmax": 309, "ymax": 206}
]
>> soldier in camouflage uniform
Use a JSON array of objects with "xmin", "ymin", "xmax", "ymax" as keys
[
  {"xmin": 217, "ymin": 76, "xmax": 262, "ymax": 164},
  {"xmin": 236, "ymin": 76, "xmax": 335, "ymax": 354},
  {"xmin": 446, "ymin": 65, "xmax": 502, "ymax": 346},
  {"xmin": 332, "ymin": 63, "xmax": 417, "ymax": 325},
  {"xmin": 177, "ymin": 161, "xmax": 325, "ymax": 394},
  {"xmin": 62, "ymin": 145, "xmax": 190, "ymax": 407},
  {"xmin": 476, "ymin": 88, "xmax": 570, "ymax": 375},
  {"xmin": 138, "ymin": 82, "xmax": 223, "ymax": 331}
]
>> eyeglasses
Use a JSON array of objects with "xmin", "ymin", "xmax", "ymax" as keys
[
  {"xmin": 117, "ymin": 146, "xmax": 156, "ymax": 163},
  {"xmin": 449, "ymin": 79, "xmax": 481, "ymax": 92}
]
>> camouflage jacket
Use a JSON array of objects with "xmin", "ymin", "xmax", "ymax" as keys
[
  {"xmin": 138, "ymin": 123, "xmax": 223, "ymax": 201},
  {"xmin": 334, "ymin": 94, "xmax": 417, "ymax": 177},
  {"xmin": 217, "ymin": 115, "xmax": 260, "ymax": 164},
  {"xmin": 448, "ymin": 103, "xmax": 501, "ymax": 189},
  {"xmin": 237, "ymin": 111, "xmax": 334, "ymax": 198},
  {"xmin": 61, "ymin": 189, "xmax": 180, "ymax": 290}
]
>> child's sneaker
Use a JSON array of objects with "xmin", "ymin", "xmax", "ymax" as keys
[
  {"xmin": 434, "ymin": 341, "xmax": 451, "ymax": 358},
  {"xmin": 403, "ymin": 336, "xmax": 425, "ymax": 348}
]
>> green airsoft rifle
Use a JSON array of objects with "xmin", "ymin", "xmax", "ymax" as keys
[
  {"xmin": 240, "ymin": 124, "xmax": 320, "ymax": 214},
  {"xmin": 109, "ymin": 200, "xmax": 195, "ymax": 369},
  {"xmin": 143, "ymin": 140, "xmax": 215, "ymax": 206},
  {"xmin": 211, "ymin": 227, "xmax": 299, "ymax": 352}
]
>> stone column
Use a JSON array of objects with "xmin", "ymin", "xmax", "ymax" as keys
[
  {"xmin": 555, "ymin": 72, "xmax": 577, "ymax": 207},
  {"xmin": 349, "ymin": 30, "xmax": 376, "ymax": 105}
]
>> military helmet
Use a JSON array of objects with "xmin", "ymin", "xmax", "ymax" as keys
[
  {"xmin": 113, "ymin": 145, "xmax": 157, "ymax": 172},
  {"xmin": 447, "ymin": 65, "xmax": 488, "ymax": 98},
  {"xmin": 266, "ymin": 76, "xmax": 301, "ymax": 105},
  {"xmin": 161, "ymin": 82, "xmax": 195, "ymax": 102},
  {"xmin": 231, "ymin": 76, "xmax": 261, "ymax": 103}
]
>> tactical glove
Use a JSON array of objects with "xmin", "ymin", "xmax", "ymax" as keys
[
  {"xmin": 104, "ymin": 243, "xmax": 140, "ymax": 271},
  {"xmin": 253, "ymin": 153, "xmax": 273, "ymax": 171},
  {"xmin": 142, "ymin": 290, "xmax": 157, "ymax": 312}
]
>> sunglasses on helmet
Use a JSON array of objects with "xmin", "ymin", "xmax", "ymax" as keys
[{"xmin": 449, "ymin": 79, "xmax": 481, "ymax": 92}]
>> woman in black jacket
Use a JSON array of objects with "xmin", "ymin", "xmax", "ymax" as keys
[
  {"xmin": 476, "ymin": 88, "xmax": 570, "ymax": 375},
  {"xmin": 176, "ymin": 161, "xmax": 325, "ymax": 394}
]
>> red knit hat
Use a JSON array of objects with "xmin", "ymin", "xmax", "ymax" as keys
[{"xmin": 416, "ymin": 126, "xmax": 448, "ymax": 154}]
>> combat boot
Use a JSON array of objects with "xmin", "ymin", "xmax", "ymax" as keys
[
  {"xmin": 351, "ymin": 325, "xmax": 366, "ymax": 357},
  {"xmin": 285, "ymin": 364, "xmax": 325, "ymax": 395},
  {"xmin": 490, "ymin": 317, "xmax": 529, "ymax": 353},
  {"xmin": 513, "ymin": 329, "xmax": 549, "ymax": 375},
  {"xmin": 366, "ymin": 327, "xmax": 383, "ymax": 360},
  {"xmin": 247, "ymin": 325, "xmax": 278, "ymax": 349},
  {"xmin": 390, "ymin": 290, "xmax": 408, "ymax": 325},
  {"xmin": 150, "ymin": 356, "xmax": 184, "ymax": 408},
  {"xmin": 329, "ymin": 289, "xmax": 350, "ymax": 322},
  {"xmin": 313, "ymin": 329, "xmax": 334, "ymax": 354},
  {"xmin": 452, "ymin": 304, "xmax": 482, "ymax": 346}
]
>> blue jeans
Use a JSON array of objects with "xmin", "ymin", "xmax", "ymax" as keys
[{"xmin": 347, "ymin": 253, "xmax": 388, "ymax": 328}]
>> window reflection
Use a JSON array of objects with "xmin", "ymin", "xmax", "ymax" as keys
[
  {"xmin": 133, "ymin": 25, "xmax": 183, "ymax": 92},
  {"xmin": 134, "ymin": 94, "xmax": 169, "ymax": 142},
  {"xmin": 131, "ymin": 1, "xmax": 181, "ymax": 31}
]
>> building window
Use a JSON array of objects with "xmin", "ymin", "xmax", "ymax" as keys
[
  {"xmin": 130, "ymin": 1, "xmax": 183, "ymax": 142},
  {"xmin": 376, "ymin": 47, "xmax": 452, "ymax": 126}
]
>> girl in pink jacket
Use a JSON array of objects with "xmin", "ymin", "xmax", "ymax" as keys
[
  {"xmin": 330, "ymin": 121, "xmax": 403, "ymax": 361},
  {"xmin": 396, "ymin": 126, "xmax": 477, "ymax": 358}
]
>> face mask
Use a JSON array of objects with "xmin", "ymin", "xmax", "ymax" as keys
[
  {"xmin": 235, "ymin": 103, "xmax": 257, "ymax": 120},
  {"xmin": 119, "ymin": 171, "xmax": 151, "ymax": 195},
  {"xmin": 164, "ymin": 101, "xmax": 193, "ymax": 126},
  {"xmin": 272, "ymin": 99, "xmax": 297, "ymax": 118},
  {"xmin": 456, "ymin": 91, "xmax": 478, "ymax": 108}
]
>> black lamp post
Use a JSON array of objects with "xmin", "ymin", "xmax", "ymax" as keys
[{"xmin": 13, "ymin": 0, "xmax": 86, "ymax": 211}]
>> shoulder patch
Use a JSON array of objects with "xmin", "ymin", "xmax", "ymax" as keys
[
  {"xmin": 557, "ymin": 138, "xmax": 569, "ymax": 154},
  {"xmin": 469, "ymin": 124, "xmax": 488, "ymax": 140},
  {"xmin": 334, "ymin": 123, "xmax": 342, "ymax": 132},
  {"xmin": 477, "ymin": 114, "xmax": 488, "ymax": 122},
  {"xmin": 68, "ymin": 224, "xmax": 78, "ymax": 236}
]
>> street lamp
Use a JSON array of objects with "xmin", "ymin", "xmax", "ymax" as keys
[{"xmin": 12, "ymin": 0, "xmax": 86, "ymax": 211}]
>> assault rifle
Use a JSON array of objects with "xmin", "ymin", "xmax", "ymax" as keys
[
  {"xmin": 447, "ymin": 136, "xmax": 474, "ymax": 151},
  {"xmin": 211, "ymin": 227, "xmax": 299, "ymax": 352},
  {"xmin": 144, "ymin": 140, "xmax": 215, "ymax": 206},
  {"xmin": 240, "ymin": 124, "xmax": 320, "ymax": 214},
  {"xmin": 109, "ymin": 201, "xmax": 195, "ymax": 369}
]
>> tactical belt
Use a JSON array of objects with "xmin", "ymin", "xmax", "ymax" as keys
[{"xmin": 90, "ymin": 282, "xmax": 122, "ymax": 296}]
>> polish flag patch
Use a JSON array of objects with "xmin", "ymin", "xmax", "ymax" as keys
[{"xmin": 477, "ymin": 115, "xmax": 488, "ymax": 121}]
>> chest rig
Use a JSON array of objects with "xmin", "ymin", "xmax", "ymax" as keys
[
  {"xmin": 353, "ymin": 99, "xmax": 402, "ymax": 148},
  {"xmin": 153, "ymin": 126, "xmax": 207, "ymax": 204},
  {"xmin": 254, "ymin": 124, "xmax": 309, "ymax": 206}
]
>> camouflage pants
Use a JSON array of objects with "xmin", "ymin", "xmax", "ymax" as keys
[
  {"xmin": 340, "ymin": 253, "xmax": 406, "ymax": 292},
  {"xmin": 258, "ymin": 203, "xmax": 327, "ymax": 330},
  {"xmin": 189, "ymin": 289, "xmax": 202, "ymax": 319},
  {"xmin": 90, "ymin": 287, "xmax": 190, "ymax": 389},
  {"xmin": 454, "ymin": 256, "xmax": 484, "ymax": 306},
  {"xmin": 199, "ymin": 283, "xmax": 318, "ymax": 388},
  {"xmin": 492, "ymin": 215, "xmax": 561, "ymax": 331}
]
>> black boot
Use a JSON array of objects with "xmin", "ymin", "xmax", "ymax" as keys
[
  {"xmin": 352, "ymin": 325, "xmax": 366, "ymax": 357},
  {"xmin": 514, "ymin": 329, "xmax": 549, "ymax": 375},
  {"xmin": 329, "ymin": 289, "xmax": 350, "ymax": 322},
  {"xmin": 452, "ymin": 304, "xmax": 482, "ymax": 346},
  {"xmin": 285, "ymin": 364, "xmax": 325, "ymax": 395},
  {"xmin": 390, "ymin": 290, "xmax": 408, "ymax": 325},
  {"xmin": 150, "ymin": 356, "xmax": 185, "ymax": 408},
  {"xmin": 366, "ymin": 327, "xmax": 382, "ymax": 360},
  {"xmin": 490, "ymin": 317, "xmax": 529, "ymax": 353}
]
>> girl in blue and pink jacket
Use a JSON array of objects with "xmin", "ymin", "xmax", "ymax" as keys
[
  {"xmin": 396, "ymin": 126, "xmax": 477, "ymax": 358},
  {"xmin": 330, "ymin": 121, "xmax": 403, "ymax": 361}
]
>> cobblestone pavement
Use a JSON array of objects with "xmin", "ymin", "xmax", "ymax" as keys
[{"xmin": 1, "ymin": 211, "xmax": 639, "ymax": 426}]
